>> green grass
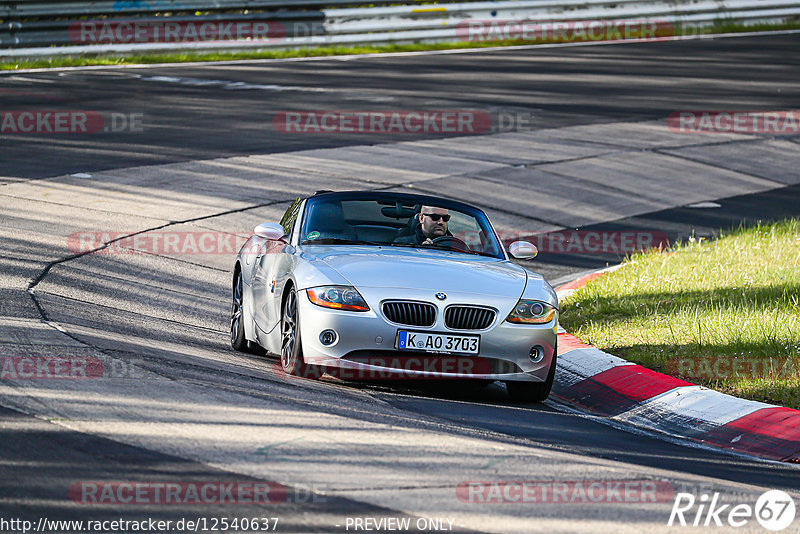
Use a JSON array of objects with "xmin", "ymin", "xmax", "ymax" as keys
[
  {"xmin": 707, "ymin": 18, "xmax": 800, "ymax": 35},
  {"xmin": 559, "ymin": 219, "xmax": 800, "ymax": 409},
  {"xmin": 2, "ymin": 19, "xmax": 799, "ymax": 71},
  {"xmin": 0, "ymin": 40, "xmax": 566, "ymax": 70}
]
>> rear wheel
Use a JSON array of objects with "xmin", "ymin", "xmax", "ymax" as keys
[
  {"xmin": 506, "ymin": 349, "xmax": 557, "ymax": 403},
  {"xmin": 280, "ymin": 289, "xmax": 322, "ymax": 379}
]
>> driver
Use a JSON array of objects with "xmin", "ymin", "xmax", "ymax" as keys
[{"xmin": 394, "ymin": 206, "xmax": 451, "ymax": 245}]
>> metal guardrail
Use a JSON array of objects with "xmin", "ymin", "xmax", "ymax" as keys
[
  {"xmin": 0, "ymin": 0, "xmax": 400, "ymax": 18},
  {"xmin": 1, "ymin": 0, "xmax": 799, "ymax": 57},
  {"xmin": 326, "ymin": 0, "xmax": 800, "ymax": 34}
]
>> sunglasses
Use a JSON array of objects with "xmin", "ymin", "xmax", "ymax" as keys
[{"xmin": 422, "ymin": 213, "xmax": 450, "ymax": 222}]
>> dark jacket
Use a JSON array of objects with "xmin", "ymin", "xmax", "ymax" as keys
[{"xmin": 393, "ymin": 223, "xmax": 451, "ymax": 245}]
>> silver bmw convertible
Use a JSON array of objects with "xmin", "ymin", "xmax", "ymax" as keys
[{"xmin": 230, "ymin": 190, "xmax": 558, "ymax": 401}]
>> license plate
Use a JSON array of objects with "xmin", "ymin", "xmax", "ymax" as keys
[{"xmin": 396, "ymin": 331, "xmax": 480, "ymax": 355}]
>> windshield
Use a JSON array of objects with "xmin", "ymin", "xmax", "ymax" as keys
[{"xmin": 299, "ymin": 196, "xmax": 504, "ymax": 259}]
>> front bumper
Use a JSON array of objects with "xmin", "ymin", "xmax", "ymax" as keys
[{"xmin": 297, "ymin": 287, "xmax": 557, "ymax": 382}]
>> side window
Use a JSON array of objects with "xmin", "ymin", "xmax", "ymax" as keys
[{"xmin": 279, "ymin": 197, "xmax": 303, "ymax": 236}]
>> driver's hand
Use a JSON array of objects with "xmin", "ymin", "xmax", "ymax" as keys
[{"xmin": 421, "ymin": 238, "xmax": 433, "ymax": 245}]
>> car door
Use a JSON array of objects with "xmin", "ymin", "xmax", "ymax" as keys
[{"xmin": 252, "ymin": 199, "xmax": 302, "ymax": 337}]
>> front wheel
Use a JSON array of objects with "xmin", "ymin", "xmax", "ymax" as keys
[
  {"xmin": 506, "ymin": 350, "xmax": 557, "ymax": 403},
  {"xmin": 231, "ymin": 271, "xmax": 265, "ymax": 355},
  {"xmin": 280, "ymin": 289, "xmax": 322, "ymax": 379},
  {"xmin": 231, "ymin": 271, "xmax": 249, "ymax": 352}
]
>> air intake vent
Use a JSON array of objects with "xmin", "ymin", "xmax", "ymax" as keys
[
  {"xmin": 444, "ymin": 306, "xmax": 495, "ymax": 330},
  {"xmin": 382, "ymin": 301, "xmax": 436, "ymax": 327}
]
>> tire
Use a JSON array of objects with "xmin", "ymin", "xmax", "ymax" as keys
[
  {"xmin": 230, "ymin": 270, "xmax": 265, "ymax": 355},
  {"xmin": 230, "ymin": 271, "xmax": 249, "ymax": 352},
  {"xmin": 506, "ymin": 348, "xmax": 557, "ymax": 403},
  {"xmin": 280, "ymin": 288, "xmax": 322, "ymax": 379}
]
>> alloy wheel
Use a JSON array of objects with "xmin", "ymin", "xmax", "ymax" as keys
[
  {"xmin": 230, "ymin": 273, "xmax": 243, "ymax": 346},
  {"xmin": 281, "ymin": 291, "xmax": 297, "ymax": 370}
]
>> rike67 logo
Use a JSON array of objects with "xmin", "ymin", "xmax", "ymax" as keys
[{"xmin": 669, "ymin": 490, "xmax": 796, "ymax": 531}]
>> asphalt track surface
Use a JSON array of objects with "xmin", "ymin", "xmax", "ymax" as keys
[
  {"xmin": 1, "ymin": 33, "xmax": 800, "ymax": 533},
  {"xmin": 2, "ymin": 33, "xmax": 799, "ymax": 180}
]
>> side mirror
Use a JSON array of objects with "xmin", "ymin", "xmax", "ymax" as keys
[
  {"xmin": 254, "ymin": 222, "xmax": 286, "ymax": 241},
  {"xmin": 509, "ymin": 241, "xmax": 538, "ymax": 259}
]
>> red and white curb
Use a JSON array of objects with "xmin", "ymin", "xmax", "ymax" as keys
[{"xmin": 552, "ymin": 271, "xmax": 800, "ymax": 463}]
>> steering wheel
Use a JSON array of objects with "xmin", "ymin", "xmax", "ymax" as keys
[{"xmin": 430, "ymin": 235, "xmax": 471, "ymax": 252}]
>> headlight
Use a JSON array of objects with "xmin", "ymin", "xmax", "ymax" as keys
[
  {"xmin": 306, "ymin": 286, "xmax": 370, "ymax": 312},
  {"xmin": 506, "ymin": 300, "xmax": 557, "ymax": 324}
]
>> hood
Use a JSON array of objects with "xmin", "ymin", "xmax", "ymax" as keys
[{"xmin": 303, "ymin": 245, "xmax": 527, "ymax": 298}]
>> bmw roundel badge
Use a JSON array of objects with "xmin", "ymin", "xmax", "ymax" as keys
[{"xmin": 435, "ymin": 292, "xmax": 447, "ymax": 301}]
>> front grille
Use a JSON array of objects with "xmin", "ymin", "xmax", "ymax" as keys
[
  {"xmin": 444, "ymin": 306, "xmax": 495, "ymax": 330},
  {"xmin": 382, "ymin": 301, "xmax": 436, "ymax": 327}
]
